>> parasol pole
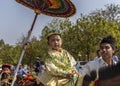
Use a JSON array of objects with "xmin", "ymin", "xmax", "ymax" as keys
[{"xmin": 11, "ymin": 10, "xmax": 40, "ymax": 86}]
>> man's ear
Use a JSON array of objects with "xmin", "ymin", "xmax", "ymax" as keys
[{"xmin": 113, "ymin": 50, "xmax": 115, "ymax": 55}]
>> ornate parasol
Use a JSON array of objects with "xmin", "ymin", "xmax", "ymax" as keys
[
  {"xmin": 16, "ymin": 0, "xmax": 76, "ymax": 17},
  {"xmin": 11, "ymin": 0, "xmax": 76, "ymax": 85}
]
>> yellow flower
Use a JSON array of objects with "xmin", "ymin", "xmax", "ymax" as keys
[{"xmin": 89, "ymin": 81, "xmax": 95, "ymax": 86}]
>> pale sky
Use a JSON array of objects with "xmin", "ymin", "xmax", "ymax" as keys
[{"xmin": 0, "ymin": 0, "xmax": 120, "ymax": 45}]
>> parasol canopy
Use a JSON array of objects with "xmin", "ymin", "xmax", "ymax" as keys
[{"xmin": 16, "ymin": 0, "xmax": 76, "ymax": 17}]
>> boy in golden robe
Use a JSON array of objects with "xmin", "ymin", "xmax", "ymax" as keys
[{"xmin": 38, "ymin": 32, "xmax": 84, "ymax": 86}]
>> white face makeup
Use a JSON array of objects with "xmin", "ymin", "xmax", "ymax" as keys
[{"xmin": 48, "ymin": 35, "xmax": 62, "ymax": 51}]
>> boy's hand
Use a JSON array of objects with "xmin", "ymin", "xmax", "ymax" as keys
[{"xmin": 66, "ymin": 73, "xmax": 73, "ymax": 79}]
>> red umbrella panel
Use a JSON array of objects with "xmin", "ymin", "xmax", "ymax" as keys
[{"xmin": 16, "ymin": 0, "xmax": 76, "ymax": 17}]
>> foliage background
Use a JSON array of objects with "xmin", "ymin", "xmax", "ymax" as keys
[{"xmin": 0, "ymin": 4, "xmax": 120, "ymax": 65}]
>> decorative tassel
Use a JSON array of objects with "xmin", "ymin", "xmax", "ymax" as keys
[
  {"xmin": 89, "ymin": 81, "xmax": 95, "ymax": 86},
  {"xmin": 88, "ymin": 79, "xmax": 99, "ymax": 86}
]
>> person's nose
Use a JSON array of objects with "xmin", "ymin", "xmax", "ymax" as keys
[
  {"xmin": 101, "ymin": 48, "xmax": 107, "ymax": 53},
  {"xmin": 102, "ymin": 48, "xmax": 106, "ymax": 51},
  {"xmin": 55, "ymin": 40, "xmax": 58, "ymax": 44}
]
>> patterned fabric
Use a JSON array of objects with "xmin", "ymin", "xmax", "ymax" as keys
[
  {"xmin": 16, "ymin": 0, "xmax": 76, "ymax": 17},
  {"xmin": 38, "ymin": 48, "xmax": 84, "ymax": 86}
]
